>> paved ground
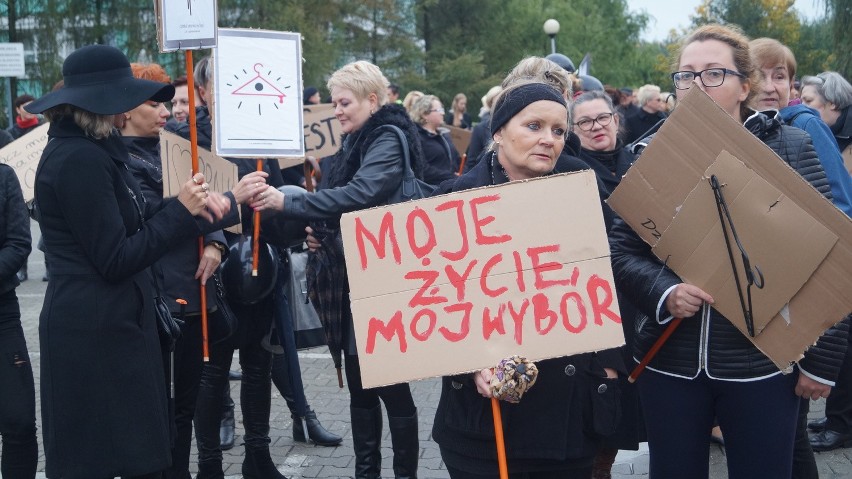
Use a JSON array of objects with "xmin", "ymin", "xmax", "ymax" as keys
[{"xmin": 12, "ymin": 221, "xmax": 852, "ymax": 478}]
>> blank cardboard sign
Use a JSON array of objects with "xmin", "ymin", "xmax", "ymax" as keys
[
  {"xmin": 608, "ymin": 87, "xmax": 852, "ymax": 371},
  {"xmin": 653, "ymin": 151, "xmax": 837, "ymax": 339},
  {"xmin": 341, "ymin": 171, "xmax": 625, "ymax": 388}
]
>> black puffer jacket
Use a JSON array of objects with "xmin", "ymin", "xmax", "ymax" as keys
[{"xmin": 610, "ymin": 110, "xmax": 847, "ymax": 382}]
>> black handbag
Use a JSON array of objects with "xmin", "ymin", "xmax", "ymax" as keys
[
  {"xmin": 210, "ymin": 272, "xmax": 238, "ymax": 345},
  {"xmin": 155, "ymin": 294, "xmax": 183, "ymax": 352},
  {"xmin": 285, "ymin": 245, "xmax": 326, "ymax": 349},
  {"xmin": 381, "ymin": 124, "xmax": 436, "ymax": 204}
]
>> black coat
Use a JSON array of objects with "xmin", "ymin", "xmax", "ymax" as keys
[
  {"xmin": 573, "ymin": 143, "xmax": 635, "ymax": 197},
  {"xmin": 0, "ymin": 164, "xmax": 31, "ymax": 296},
  {"xmin": 35, "ymin": 118, "xmax": 204, "ymax": 478},
  {"xmin": 465, "ymin": 114, "xmax": 491, "ymax": 173},
  {"xmin": 623, "ymin": 108, "xmax": 666, "ymax": 145},
  {"xmin": 122, "ymin": 135, "xmax": 238, "ymax": 314},
  {"xmin": 445, "ymin": 111, "xmax": 472, "ymax": 129},
  {"xmin": 431, "ymin": 157, "xmax": 625, "ymax": 474},
  {"xmin": 418, "ymin": 125, "xmax": 460, "ymax": 185},
  {"xmin": 610, "ymin": 110, "xmax": 847, "ymax": 382}
]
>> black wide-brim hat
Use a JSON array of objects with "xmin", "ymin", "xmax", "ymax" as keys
[{"xmin": 25, "ymin": 44, "xmax": 175, "ymax": 115}]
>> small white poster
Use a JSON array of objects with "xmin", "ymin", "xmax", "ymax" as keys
[
  {"xmin": 212, "ymin": 28, "xmax": 305, "ymax": 158},
  {"xmin": 156, "ymin": 0, "xmax": 217, "ymax": 52}
]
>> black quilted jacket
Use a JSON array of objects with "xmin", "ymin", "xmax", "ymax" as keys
[{"xmin": 610, "ymin": 110, "xmax": 848, "ymax": 382}]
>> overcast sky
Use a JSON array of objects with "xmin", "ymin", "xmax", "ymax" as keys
[{"xmin": 626, "ymin": 0, "xmax": 825, "ymax": 42}]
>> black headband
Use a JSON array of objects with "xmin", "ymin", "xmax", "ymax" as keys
[{"xmin": 490, "ymin": 83, "xmax": 567, "ymax": 136}]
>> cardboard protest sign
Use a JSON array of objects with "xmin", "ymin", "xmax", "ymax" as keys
[
  {"xmin": 274, "ymin": 104, "xmax": 344, "ymax": 170},
  {"xmin": 303, "ymin": 104, "xmax": 342, "ymax": 160},
  {"xmin": 155, "ymin": 0, "xmax": 217, "ymax": 52},
  {"xmin": 607, "ymin": 87, "xmax": 852, "ymax": 370},
  {"xmin": 213, "ymin": 29, "xmax": 304, "ymax": 158},
  {"xmin": 160, "ymin": 130, "xmax": 241, "ymax": 233},
  {"xmin": 446, "ymin": 125, "xmax": 472, "ymax": 156},
  {"xmin": 0, "ymin": 123, "xmax": 49, "ymax": 202},
  {"xmin": 341, "ymin": 171, "xmax": 624, "ymax": 388},
  {"xmin": 653, "ymin": 151, "xmax": 838, "ymax": 337}
]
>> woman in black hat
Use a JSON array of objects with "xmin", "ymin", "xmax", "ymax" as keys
[{"xmin": 28, "ymin": 44, "xmax": 266, "ymax": 479}]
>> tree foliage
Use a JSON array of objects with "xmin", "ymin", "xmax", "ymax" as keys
[{"xmin": 0, "ymin": 0, "xmax": 847, "ymax": 127}]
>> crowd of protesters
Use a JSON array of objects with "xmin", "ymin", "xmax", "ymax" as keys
[{"xmin": 2, "ymin": 20, "xmax": 851, "ymax": 479}]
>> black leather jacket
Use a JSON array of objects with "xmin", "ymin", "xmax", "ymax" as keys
[
  {"xmin": 610, "ymin": 110, "xmax": 847, "ymax": 382},
  {"xmin": 0, "ymin": 164, "xmax": 31, "ymax": 297}
]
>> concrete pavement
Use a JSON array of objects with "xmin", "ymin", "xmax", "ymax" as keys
[{"xmin": 14, "ymin": 221, "xmax": 852, "ymax": 478}]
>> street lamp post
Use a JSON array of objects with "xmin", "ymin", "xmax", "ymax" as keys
[{"xmin": 543, "ymin": 19, "xmax": 560, "ymax": 55}]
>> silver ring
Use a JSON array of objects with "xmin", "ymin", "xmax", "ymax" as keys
[{"xmin": 201, "ymin": 183, "xmax": 209, "ymax": 192}]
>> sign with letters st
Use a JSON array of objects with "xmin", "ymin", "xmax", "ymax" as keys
[{"xmin": 341, "ymin": 171, "xmax": 625, "ymax": 388}]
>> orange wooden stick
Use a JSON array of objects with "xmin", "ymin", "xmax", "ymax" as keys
[
  {"xmin": 303, "ymin": 160, "xmax": 315, "ymax": 193},
  {"xmin": 185, "ymin": 49, "xmax": 210, "ymax": 362},
  {"xmin": 251, "ymin": 159, "xmax": 262, "ymax": 276},
  {"xmin": 491, "ymin": 397, "xmax": 509, "ymax": 479},
  {"xmin": 457, "ymin": 153, "xmax": 467, "ymax": 176},
  {"xmin": 628, "ymin": 317, "xmax": 684, "ymax": 383}
]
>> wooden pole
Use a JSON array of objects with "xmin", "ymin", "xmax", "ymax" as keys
[
  {"xmin": 251, "ymin": 159, "xmax": 263, "ymax": 276},
  {"xmin": 491, "ymin": 397, "xmax": 509, "ymax": 479},
  {"xmin": 628, "ymin": 317, "xmax": 683, "ymax": 383},
  {"xmin": 185, "ymin": 49, "xmax": 210, "ymax": 362}
]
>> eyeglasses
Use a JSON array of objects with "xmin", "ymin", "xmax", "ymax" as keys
[
  {"xmin": 430, "ymin": 108, "xmax": 445, "ymax": 114},
  {"xmin": 671, "ymin": 68, "xmax": 746, "ymax": 90},
  {"xmin": 573, "ymin": 112, "xmax": 614, "ymax": 131}
]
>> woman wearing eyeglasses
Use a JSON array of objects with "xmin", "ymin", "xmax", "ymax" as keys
[
  {"xmin": 569, "ymin": 91, "xmax": 634, "ymax": 200},
  {"xmin": 609, "ymin": 24, "xmax": 844, "ymax": 479},
  {"xmin": 410, "ymin": 94, "xmax": 461, "ymax": 184}
]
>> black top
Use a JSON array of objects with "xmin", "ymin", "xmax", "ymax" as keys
[
  {"xmin": 0, "ymin": 164, "xmax": 31, "ymax": 298},
  {"xmin": 418, "ymin": 125, "xmax": 460, "ymax": 185}
]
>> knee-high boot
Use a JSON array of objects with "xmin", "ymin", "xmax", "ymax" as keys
[
  {"xmin": 388, "ymin": 409, "xmax": 419, "ymax": 479},
  {"xmin": 351, "ymin": 404, "xmax": 383, "ymax": 479}
]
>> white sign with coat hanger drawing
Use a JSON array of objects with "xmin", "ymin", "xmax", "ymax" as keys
[{"xmin": 212, "ymin": 28, "xmax": 305, "ymax": 158}]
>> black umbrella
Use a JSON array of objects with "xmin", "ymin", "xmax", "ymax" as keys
[{"xmin": 306, "ymin": 221, "xmax": 348, "ymax": 388}]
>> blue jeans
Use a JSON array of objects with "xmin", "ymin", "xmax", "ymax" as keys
[{"xmin": 639, "ymin": 369, "xmax": 799, "ymax": 479}]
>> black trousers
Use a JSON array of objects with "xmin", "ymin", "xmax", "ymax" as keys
[
  {"xmin": 445, "ymin": 464, "xmax": 593, "ymax": 479},
  {"xmin": 825, "ymin": 322, "xmax": 852, "ymax": 433},
  {"xmin": 0, "ymin": 290, "xmax": 38, "ymax": 479},
  {"xmin": 194, "ymin": 296, "xmax": 274, "ymax": 467},
  {"xmin": 161, "ymin": 312, "xmax": 208, "ymax": 479},
  {"xmin": 344, "ymin": 352, "xmax": 415, "ymax": 416}
]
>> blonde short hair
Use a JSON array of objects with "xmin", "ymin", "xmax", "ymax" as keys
[
  {"xmin": 409, "ymin": 95, "xmax": 439, "ymax": 126},
  {"xmin": 327, "ymin": 60, "xmax": 389, "ymax": 105},
  {"xmin": 502, "ymin": 57, "xmax": 572, "ymax": 99},
  {"xmin": 402, "ymin": 90, "xmax": 424, "ymax": 112},
  {"xmin": 637, "ymin": 84, "xmax": 661, "ymax": 107},
  {"xmin": 44, "ymin": 104, "xmax": 114, "ymax": 140}
]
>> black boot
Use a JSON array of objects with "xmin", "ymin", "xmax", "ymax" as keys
[
  {"xmin": 219, "ymin": 396, "xmax": 235, "ymax": 451},
  {"xmin": 388, "ymin": 409, "xmax": 419, "ymax": 479},
  {"xmin": 351, "ymin": 404, "xmax": 383, "ymax": 479},
  {"xmin": 195, "ymin": 460, "xmax": 225, "ymax": 479},
  {"xmin": 293, "ymin": 407, "xmax": 343, "ymax": 446},
  {"xmin": 242, "ymin": 448, "xmax": 288, "ymax": 479}
]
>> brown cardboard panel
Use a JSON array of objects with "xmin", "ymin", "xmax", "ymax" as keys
[
  {"xmin": 608, "ymin": 87, "xmax": 852, "ymax": 370},
  {"xmin": 0, "ymin": 123, "xmax": 49, "ymax": 202},
  {"xmin": 341, "ymin": 171, "xmax": 624, "ymax": 388},
  {"xmin": 351, "ymin": 257, "xmax": 624, "ymax": 388},
  {"xmin": 160, "ymin": 130, "xmax": 241, "ymax": 233},
  {"xmin": 343, "ymin": 172, "xmax": 611, "ymax": 302},
  {"xmin": 446, "ymin": 125, "xmax": 472, "ymax": 156},
  {"xmin": 653, "ymin": 151, "xmax": 837, "ymax": 338}
]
